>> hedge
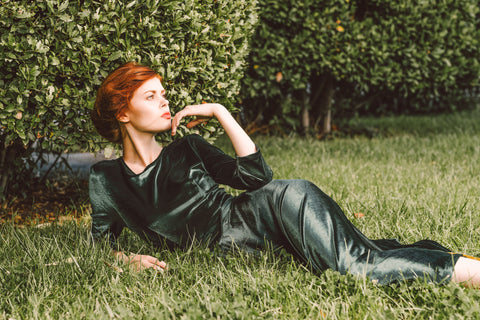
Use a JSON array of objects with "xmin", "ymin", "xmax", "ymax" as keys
[
  {"xmin": 0, "ymin": 0, "xmax": 258, "ymax": 200},
  {"xmin": 240, "ymin": 0, "xmax": 480, "ymax": 133}
]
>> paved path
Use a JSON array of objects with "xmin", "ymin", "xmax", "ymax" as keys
[{"xmin": 36, "ymin": 152, "xmax": 117, "ymax": 179}]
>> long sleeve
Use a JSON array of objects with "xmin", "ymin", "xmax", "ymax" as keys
[
  {"xmin": 186, "ymin": 134, "xmax": 273, "ymax": 190},
  {"xmin": 89, "ymin": 164, "xmax": 125, "ymax": 247}
]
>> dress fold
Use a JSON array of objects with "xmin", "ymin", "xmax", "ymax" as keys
[{"xmin": 221, "ymin": 180, "xmax": 461, "ymax": 284}]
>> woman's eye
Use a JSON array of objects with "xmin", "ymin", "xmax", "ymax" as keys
[{"xmin": 147, "ymin": 95, "xmax": 154, "ymax": 100}]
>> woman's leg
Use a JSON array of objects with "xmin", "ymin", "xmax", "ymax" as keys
[
  {"xmin": 273, "ymin": 180, "xmax": 461, "ymax": 284},
  {"xmin": 452, "ymin": 257, "xmax": 480, "ymax": 287},
  {"xmin": 223, "ymin": 179, "xmax": 462, "ymax": 285}
]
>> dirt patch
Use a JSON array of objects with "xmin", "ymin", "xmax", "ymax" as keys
[{"xmin": 0, "ymin": 175, "xmax": 89, "ymax": 226}]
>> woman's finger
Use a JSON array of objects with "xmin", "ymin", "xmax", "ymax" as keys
[
  {"xmin": 145, "ymin": 255, "xmax": 159, "ymax": 263},
  {"xmin": 144, "ymin": 255, "xmax": 167, "ymax": 269},
  {"xmin": 171, "ymin": 113, "xmax": 183, "ymax": 135},
  {"xmin": 140, "ymin": 257, "xmax": 167, "ymax": 272},
  {"xmin": 151, "ymin": 261, "xmax": 167, "ymax": 272},
  {"xmin": 186, "ymin": 118, "xmax": 209, "ymax": 129},
  {"xmin": 157, "ymin": 260, "xmax": 168, "ymax": 270}
]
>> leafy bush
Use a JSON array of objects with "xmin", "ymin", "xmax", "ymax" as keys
[
  {"xmin": 0, "ymin": 0, "xmax": 257, "ymax": 200},
  {"xmin": 240, "ymin": 0, "xmax": 480, "ymax": 133}
]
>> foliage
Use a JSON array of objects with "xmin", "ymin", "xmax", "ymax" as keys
[
  {"xmin": 0, "ymin": 0, "xmax": 257, "ymax": 200},
  {"xmin": 2, "ymin": 110, "xmax": 480, "ymax": 318},
  {"xmin": 240, "ymin": 0, "xmax": 480, "ymax": 132}
]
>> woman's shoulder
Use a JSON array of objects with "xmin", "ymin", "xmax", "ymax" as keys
[
  {"xmin": 161, "ymin": 134, "xmax": 217, "ymax": 165},
  {"xmin": 166, "ymin": 134, "xmax": 207, "ymax": 152},
  {"xmin": 90, "ymin": 158, "xmax": 123, "ymax": 175}
]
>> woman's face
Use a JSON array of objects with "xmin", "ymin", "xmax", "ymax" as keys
[{"xmin": 121, "ymin": 77, "xmax": 171, "ymax": 134}]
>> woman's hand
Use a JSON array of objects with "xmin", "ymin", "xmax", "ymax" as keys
[
  {"xmin": 171, "ymin": 103, "xmax": 256, "ymax": 157},
  {"xmin": 171, "ymin": 103, "xmax": 222, "ymax": 136},
  {"xmin": 113, "ymin": 251, "xmax": 167, "ymax": 272}
]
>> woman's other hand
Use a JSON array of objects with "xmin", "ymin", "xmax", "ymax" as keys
[{"xmin": 113, "ymin": 251, "xmax": 168, "ymax": 272}]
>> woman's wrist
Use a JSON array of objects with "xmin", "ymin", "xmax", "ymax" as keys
[
  {"xmin": 212, "ymin": 103, "xmax": 227, "ymax": 119},
  {"xmin": 112, "ymin": 250, "xmax": 133, "ymax": 263}
]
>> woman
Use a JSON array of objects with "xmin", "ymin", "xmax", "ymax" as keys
[{"xmin": 90, "ymin": 62, "xmax": 480, "ymax": 286}]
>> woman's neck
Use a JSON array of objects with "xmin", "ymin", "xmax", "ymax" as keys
[{"xmin": 121, "ymin": 131, "xmax": 163, "ymax": 174}]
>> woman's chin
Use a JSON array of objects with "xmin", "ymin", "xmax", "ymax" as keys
[{"xmin": 156, "ymin": 123, "xmax": 172, "ymax": 133}]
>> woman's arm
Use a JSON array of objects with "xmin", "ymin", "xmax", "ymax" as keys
[
  {"xmin": 112, "ymin": 250, "xmax": 167, "ymax": 272},
  {"xmin": 171, "ymin": 103, "xmax": 256, "ymax": 157}
]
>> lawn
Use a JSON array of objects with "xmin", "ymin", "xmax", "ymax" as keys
[{"xmin": 1, "ymin": 109, "xmax": 480, "ymax": 319}]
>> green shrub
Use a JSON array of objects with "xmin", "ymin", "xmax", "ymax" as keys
[
  {"xmin": 0, "ymin": 0, "xmax": 257, "ymax": 200},
  {"xmin": 240, "ymin": 0, "xmax": 480, "ymax": 133}
]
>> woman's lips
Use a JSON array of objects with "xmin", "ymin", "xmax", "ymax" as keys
[{"xmin": 161, "ymin": 112, "xmax": 171, "ymax": 120}]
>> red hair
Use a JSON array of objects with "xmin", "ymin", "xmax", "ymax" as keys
[{"xmin": 91, "ymin": 62, "xmax": 163, "ymax": 143}]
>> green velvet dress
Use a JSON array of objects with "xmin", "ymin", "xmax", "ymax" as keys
[{"xmin": 89, "ymin": 134, "xmax": 461, "ymax": 285}]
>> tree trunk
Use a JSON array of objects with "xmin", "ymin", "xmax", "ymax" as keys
[
  {"xmin": 0, "ymin": 139, "xmax": 29, "ymax": 201},
  {"xmin": 313, "ymin": 75, "xmax": 335, "ymax": 135},
  {"xmin": 301, "ymin": 89, "xmax": 310, "ymax": 134},
  {"xmin": 299, "ymin": 73, "xmax": 335, "ymax": 136},
  {"xmin": 301, "ymin": 107, "xmax": 310, "ymax": 133},
  {"xmin": 0, "ymin": 147, "xmax": 6, "ymax": 200},
  {"xmin": 0, "ymin": 144, "xmax": 16, "ymax": 201},
  {"xmin": 321, "ymin": 107, "xmax": 332, "ymax": 134}
]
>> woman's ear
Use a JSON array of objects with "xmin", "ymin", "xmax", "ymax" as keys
[{"xmin": 116, "ymin": 109, "xmax": 130, "ymax": 123}]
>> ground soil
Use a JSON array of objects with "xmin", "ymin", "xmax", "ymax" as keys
[{"xmin": 0, "ymin": 176, "xmax": 89, "ymax": 227}]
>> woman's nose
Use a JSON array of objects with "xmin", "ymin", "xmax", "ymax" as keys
[{"xmin": 160, "ymin": 99, "xmax": 169, "ymax": 109}]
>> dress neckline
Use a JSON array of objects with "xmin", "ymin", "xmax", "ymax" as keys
[{"xmin": 120, "ymin": 147, "xmax": 165, "ymax": 176}]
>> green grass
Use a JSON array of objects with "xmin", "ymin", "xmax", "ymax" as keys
[{"xmin": 2, "ymin": 109, "xmax": 480, "ymax": 319}]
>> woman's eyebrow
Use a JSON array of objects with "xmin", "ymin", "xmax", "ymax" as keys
[{"xmin": 142, "ymin": 88, "xmax": 165, "ymax": 95}]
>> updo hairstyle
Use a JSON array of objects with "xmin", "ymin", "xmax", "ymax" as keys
[{"xmin": 91, "ymin": 62, "xmax": 163, "ymax": 143}]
